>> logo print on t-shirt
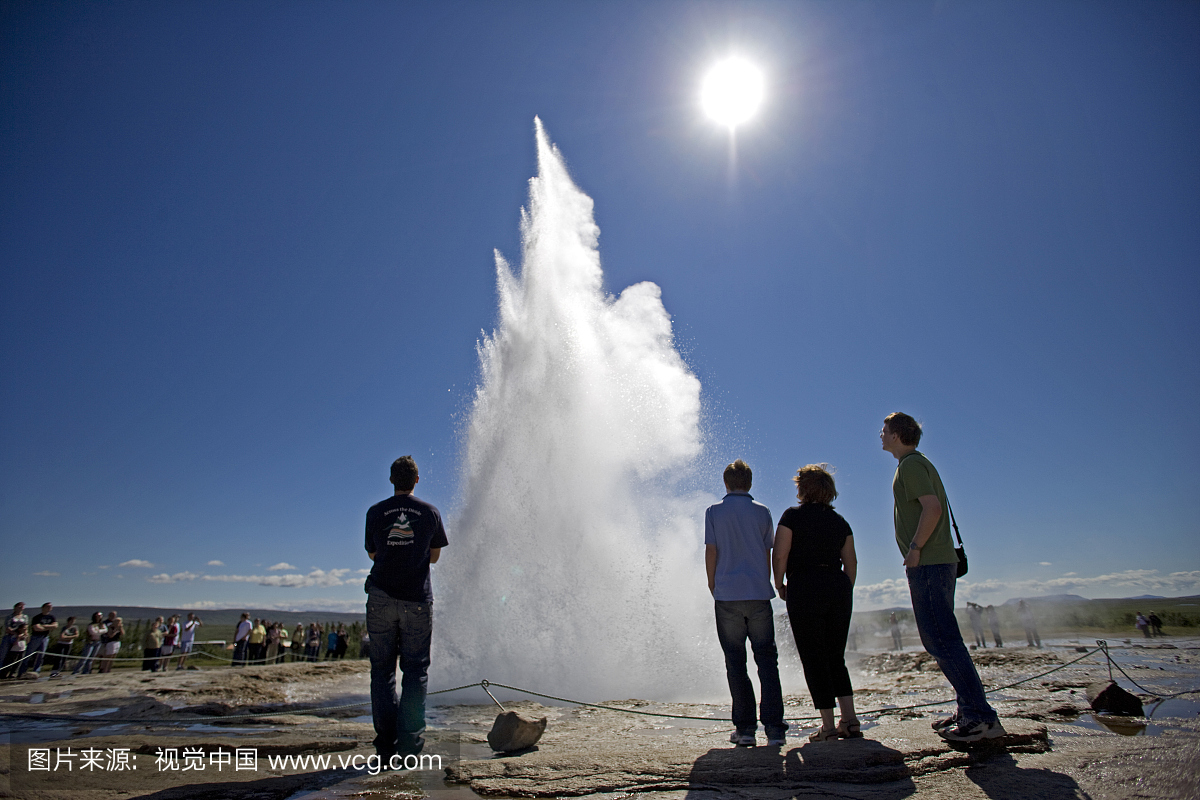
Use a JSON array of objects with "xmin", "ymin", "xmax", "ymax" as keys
[{"xmin": 388, "ymin": 512, "xmax": 415, "ymax": 542}]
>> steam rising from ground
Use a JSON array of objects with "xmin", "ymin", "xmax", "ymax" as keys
[{"xmin": 436, "ymin": 120, "xmax": 722, "ymax": 700}]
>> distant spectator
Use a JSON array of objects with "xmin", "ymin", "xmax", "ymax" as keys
[
  {"xmin": 158, "ymin": 615, "xmax": 180, "ymax": 671},
  {"xmin": 249, "ymin": 618, "xmax": 267, "ymax": 665},
  {"xmin": 177, "ymin": 613, "xmax": 202, "ymax": 670},
  {"xmin": 1148, "ymin": 612, "xmax": 1163, "ymax": 637},
  {"xmin": 265, "ymin": 622, "xmax": 281, "ymax": 664},
  {"xmin": 22, "ymin": 603, "xmax": 58, "ymax": 677},
  {"xmin": 291, "ymin": 623, "xmax": 305, "ymax": 662},
  {"xmin": 325, "ymin": 626, "xmax": 338, "ymax": 660},
  {"xmin": 1018, "ymin": 600, "xmax": 1040, "ymax": 648},
  {"xmin": 889, "ymin": 612, "xmax": 902, "ymax": 651},
  {"xmin": 847, "ymin": 624, "xmax": 859, "ymax": 653},
  {"xmin": 335, "ymin": 624, "xmax": 348, "ymax": 659},
  {"xmin": 1135, "ymin": 612, "xmax": 1150, "ymax": 638},
  {"xmin": 1, "ymin": 602, "xmax": 28, "ymax": 666},
  {"xmin": 142, "ymin": 616, "xmax": 165, "ymax": 671},
  {"xmin": 305, "ymin": 622, "xmax": 321, "ymax": 662},
  {"xmin": 986, "ymin": 605, "xmax": 1003, "ymax": 647},
  {"xmin": 50, "ymin": 616, "xmax": 79, "ymax": 676},
  {"xmin": 967, "ymin": 603, "xmax": 986, "ymax": 648},
  {"xmin": 74, "ymin": 613, "xmax": 106, "ymax": 675},
  {"xmin": 0, "ymin": 623, "xmax": 28, "ymax": 679},
  {"xmin": 98, "ymin": 616, "xmax": 123, "ymax": 674},
  {"xmin": 232, "ymin": 613, "xmax": 252, "ymax": 667},
  {"xmin": 359, "ymin": 630, "xmax": 369, "ymax": 659}
]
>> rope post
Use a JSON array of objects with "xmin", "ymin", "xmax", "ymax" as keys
[
  {"xmin": 1097, "ymin": 640, "xmax": 1112, "ymax": 682},
  {"xmin": 480, "ymin": 680, "xmax": 506, "ymax": 712}
]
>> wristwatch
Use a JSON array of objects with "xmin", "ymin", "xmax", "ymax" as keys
[{"xmin": 908, "ymin": 542, "xmax": 922, "ymax": 551}]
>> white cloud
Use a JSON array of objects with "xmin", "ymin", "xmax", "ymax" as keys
[
  {"xmin": 201, "ymin": 568, "xmax": 353, "ymax": 589},
  {"xmin": 855, "ymin": 568, "xmax": 1200, "ymax": 610},
  {"xmin": 182, "ymin": 601, "xmax": 219, "ymax": 609},
  {"xmin": 1039, "ymin": 562, "xmax": 1052, "ymax": 566},
  {"xmin": 119, "ymin": 559, "xmax": 154, "ymax": 569},
  {"xmin": 207, "ymin": 560, "xmax": 225, "ymax": 567},
  {"xmin": 147, "ymin": 571, "xmax": 200, "ymax": 584},
  {"xmin": 356, "ymin": 568, "xmax": 371, "ymax": 575},
  {"xmin": 267, "ymin": 562, "xmax": 298, "ymax": 572},
  {"xmin": 98, "ymin": 565, "xmax": 110, "ymax": 570},
  {"xmin": 32, "ymin": 571, "xmax": 60, "ymax": 577}
]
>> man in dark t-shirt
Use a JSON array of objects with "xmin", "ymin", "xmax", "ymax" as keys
[
  {"xmin": 365, "ymin": 455, "xmax": 448, "ymax": 761},
  {"xmin": 23, "ymin": 603, "xmax": 57, "ymax": 676}
]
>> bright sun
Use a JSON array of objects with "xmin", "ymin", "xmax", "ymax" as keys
[{"xmin": 701, "ymin": 58, "xmax": 765, "ymax": 128}]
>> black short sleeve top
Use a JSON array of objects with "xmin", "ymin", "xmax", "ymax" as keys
[{"xmin": 778, "ymin": 503, "xmax": 853, "ymax": 577}]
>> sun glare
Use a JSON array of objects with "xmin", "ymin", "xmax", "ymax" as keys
[{"xmin": 701, "ymin": 58, "xmax": 765, "ymax": 128}]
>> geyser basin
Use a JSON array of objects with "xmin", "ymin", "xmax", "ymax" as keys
[{"xmin": 435, "ymin": 119, "xmax": 721, "ymax": 702}]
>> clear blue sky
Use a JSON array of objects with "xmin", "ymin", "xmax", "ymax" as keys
[{"xmin": 2, "ymin": 1, "xmax": 1197, "ymax": 613}]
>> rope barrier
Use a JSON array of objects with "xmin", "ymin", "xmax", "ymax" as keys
[
  {"xmin": 1092, "ymin": 640, "xmax": 1200, "ymax": 699},
  {"xmin": 2, "ymin": 640, "xmax": 1197, "ymax": 729}
]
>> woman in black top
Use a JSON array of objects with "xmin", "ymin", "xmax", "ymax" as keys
[{"xmin": 772, "ymin": 464, "xmax": 860, "ymax": 741}]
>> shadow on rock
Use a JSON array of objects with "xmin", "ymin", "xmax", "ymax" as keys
[
  {"xmin": 965, "ymin": 753, "xmax": 1092, "ymax": 800},
  {"xmin": 687, "ymin": 739, "xmax": 916, "ymax": 797}
]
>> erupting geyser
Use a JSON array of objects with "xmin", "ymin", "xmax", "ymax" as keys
[{"xmin": 436, "ymin": 119, "xmax": 722, "ymax": 701}]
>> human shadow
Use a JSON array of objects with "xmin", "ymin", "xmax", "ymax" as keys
[
  {"xmin": 686, "ymin": 739, "xmax": 916, "ymax": 799},
  {"xmin": 964, "ymin": 752, "xmax": 1093, "ymax": 800}
]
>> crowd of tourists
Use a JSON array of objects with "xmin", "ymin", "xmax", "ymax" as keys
[
  {"xmin": 227, "ymin": 615, "xmax": 368, "ymax": 666},
  {"xmin": 1, "ymin": 603, "xmax": 368, "ymax": 679}
]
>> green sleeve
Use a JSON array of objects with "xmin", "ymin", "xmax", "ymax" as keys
[{"xmin": 898, "ymin": 457, "xmax": 937, "ymax": 501}]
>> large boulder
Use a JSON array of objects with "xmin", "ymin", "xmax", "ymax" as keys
[
  {"xmin": 487, "ymin": 710, "xmax": 547, "ymax": 752},
  {"xmin": 1085, "ymin": 680, "xmax": 1144, "ymax": 716}
]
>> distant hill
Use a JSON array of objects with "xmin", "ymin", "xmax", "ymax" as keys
[
  {"xmin": 1003, "ymin": 594, "xmax": 1088, "ymax": 605},
  {"xmin": 1126, "ymin": 594, "xmax": 1165, "ymax": 600},
  {"xmin": 47, "ymin": 605, "xmax": 364, "ymax": 627}
]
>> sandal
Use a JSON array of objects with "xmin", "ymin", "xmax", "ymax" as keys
[
  {"xmin": 836, "ymin": 719, "xmax": 863, "ymax": 739},
  {"xmin": 808, "ymin": 726, "xmax": 839, "ymax": 742}
]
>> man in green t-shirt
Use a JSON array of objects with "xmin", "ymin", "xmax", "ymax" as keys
[{"xmin": 881, "ymin": 412, "xmax": 1003, "ymax": 742}]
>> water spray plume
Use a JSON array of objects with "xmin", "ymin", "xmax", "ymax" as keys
[{"xmin": 436, "ymin": 119, "xmax": 722, "ymax": 701}]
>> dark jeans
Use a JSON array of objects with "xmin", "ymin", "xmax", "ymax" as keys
[
  {"xmin": 49, "ymin": 642, "xmax": 73, "ymax": 672},
  {"xmin": 142, "ymin": 647, "xmax": 161, "ymax": 670},
  {"xmin": 714, "ymin": 599, "xmax": 787, "ymax": 737},
  {"xmin": 232, "ymin": 639, "xmax": 249, "ymax": 666},
  {"xmin": 786, "ymin": 569, "xmax": 854, "ymax": 709},
  {"xmin": 20, "ymin": 635, "xmax": 49, "ymax": 675},
  {"xmin": 907, "ymin": 564, "xmax": 997, "ymax": 724},
  {"xmin": 367, "ymin": 587, "xmax": 433, "ymax": 757},
  {"xmin": 74, "ymin": 640, "xmax": 102, "ymax": 674},
  {"xmin": 19, "ymin": 636, "xmax": 49, "ymax": 676}
]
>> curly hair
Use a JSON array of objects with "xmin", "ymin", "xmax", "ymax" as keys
[{"xmin": 793, "ymin": 463, "xmax": 838, "ymax": 506}]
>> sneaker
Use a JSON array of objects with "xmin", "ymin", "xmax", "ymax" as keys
[
  {"xmin": 729, "ymin": 731, "xmax": 756, "ymax": 747},
  {"xmin": 931, "ymin": 712, "xmax": 959, "ymax": 731},
  {"xmin": 49, "ymin": 672, "xmax": 61, "ymax": 678},
  {"xmin": 766, "ymin": 733, "xmax": 787, "ymax": 746},
  {"xmin": 938, "ymin": 719, "xmax": 1006, "ymax": 743}
]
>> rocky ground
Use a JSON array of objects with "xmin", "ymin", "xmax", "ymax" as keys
[{"xmin": 0, "ymin": 641, "xmax": 1197, "ymax": 799}]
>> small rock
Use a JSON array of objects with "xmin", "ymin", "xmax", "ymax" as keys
[
  {"xmin": 1085, "ymin": 681, "xmax": 1144, "ymax": 716},
  {"xmin": 487, "ymin": 710, "xmax": 547, "ymax": 752}
]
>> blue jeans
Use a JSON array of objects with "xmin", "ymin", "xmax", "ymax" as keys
[
  {"xmin": 367, "ymin": 587, "xmax": 433, "ymax": 756},
  {"xmin": 907, "ymin": 564, "xmax": 997, "ymax": 724},
  {"xmin": 714, "ymin": 600, "xmax": 787, "ymax": 737},
  {"xmin": 20, "ymin": 635, "xmax": 49, "ymax": 675},
  {"xmin": 74, "ymin": 640, "xmax": 102, "ymax": 674},
  {"xmin": 232, "ymin": 639, "xmax": 249, "ymax": 666}
]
